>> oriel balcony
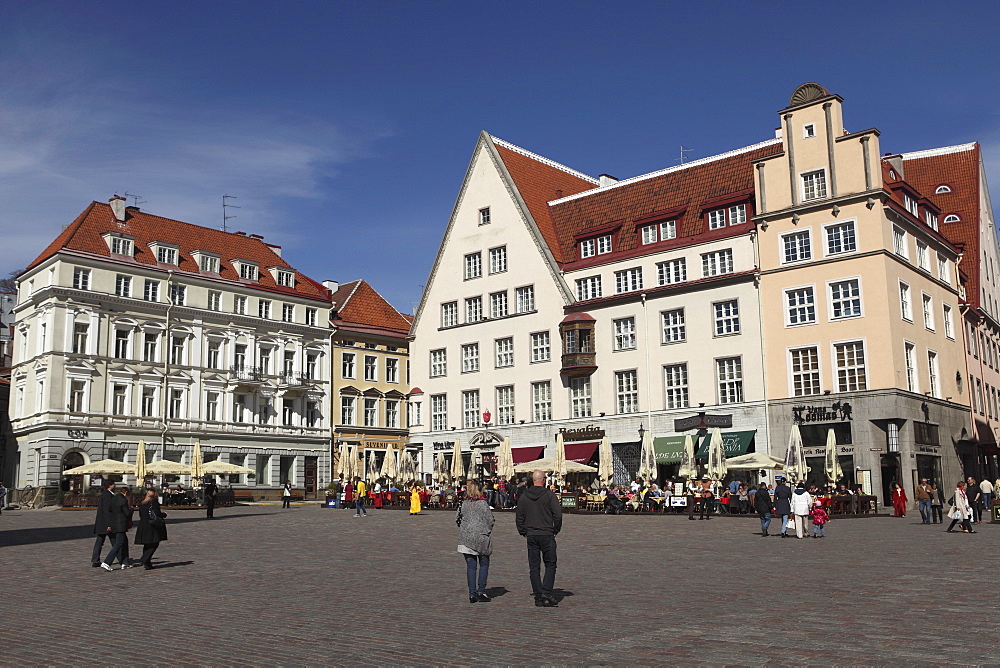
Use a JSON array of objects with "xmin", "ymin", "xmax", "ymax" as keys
[{"xmin": 560, "ymin": 312, "xmax": 597, "ymax": 378}]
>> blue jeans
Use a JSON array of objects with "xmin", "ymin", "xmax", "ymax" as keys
[
  {"xmin": 103, "ymin": 532, "xmax": 126, "ymax": 566},
  {"xmin": 813, "ymin": 523, "xmax": 825, "ymax": 536},
  {"xmin": 354, "ymin": 499, "xmax": 366, "ymax": 516},
  {"xmin": 918, "ymin": 500, "xmax": 932, "ymax": 523},
  {"xmin": 526, "ymin": 534, "xmax": 557, "ymax": 596},
  {"xmin": 780, "ymin": 514, "xmax": 790, "ymax": 534},
  {"xmin": 759, "ymin": 512, "xmax": 771, "ymax": 534},
  {"xmin": 983, "ymin": 493, "xmax": 993, "ymax": 515},
  {"xmin": 464, "ymin": 554, "xmax": 490, "ymax": 596}
]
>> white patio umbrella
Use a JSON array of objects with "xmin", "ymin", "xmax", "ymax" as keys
[
  {"xmin": 678, "ymin": 434, "xmax": 697, "ymax": 480},
  {"xmin": 637, "ymin": 429, "xmax": 657, "ymax": 484},
  {"xmin": 784, "ymin": 424, "xmax": 805, "ymax": 483},
  {"xmin": 380, "ymin": 447, "xmax": 398, "ymax": 481},
  {"xmin": 337, "ymin": 443, "xmax": 350, "ymax": 481},
  {"xmin": 824, "ymin": 428, "xmax": 843, "ymax": 485},
  {"xmin": 450, "ymin": 440, "xmax": 465, "ymax": 483},
  {"xmin": 365, "ymin": 450, "xmax": 378, "ymax": 483},
  {"xmin": 597, "ymin": 436, "xmax": 613, "ymax": 484},
  {"xmin": 706, "ymin": 427, "xmax": 728, "ymax": 482},
  {"xmin": 63, "ymin": 458, "xmax": 136, "ymax": 475},
  {"xmin": 553, "ymin": 432, "xmax": 567, "ymax": 485},
  {"xmin": 726, "ymin": 452, "xmax": 784, "ymax": 470},
  {"xmin": 347, "ymin": 445, "xmax": 360, "ymax": 481},
  {"xmin": 431, "ymin": 452, "xmax": 442, "ymax": 485},
  {"xmin": 191, "ymin": 442, "xmax": 204, "ymax": 481},
  {"xmin": 496, "ymin": 437, "xmax": 515, "ymax": 481},
  {"xmin": 145, "ymin": 460, "xmax": 192, "ymax": 476},
  {"xmin": 201, "ymin": 460, "xmax": 255, "ymax": 475},
  {"xmin": 399, "ymin": 451, "xmax": 416, "ymax": 482},
  {"xmin": 513, "ymin": 458, "xmax": 597, "ymax": 474},
  {"xmin": 134, "ymin": 441, "xmax": 147, "ymax": 481}
]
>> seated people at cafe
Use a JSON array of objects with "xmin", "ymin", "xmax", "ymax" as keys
[
  {"xmin": 604, "ymin": 485, "xmax": 625, "ymax": 514},
  {"xmin": 737, "ymin": 485, "xmax": 750, "ymax": 514},
  {"xmin": 719, "ymin": 489, "xmax": 732, "ymax": 514}
]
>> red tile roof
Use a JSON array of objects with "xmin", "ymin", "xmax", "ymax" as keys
[
  {"xmin": 27, "ymin": 200, "xmax": 331, "ymax": 303},
  {"xmin": 331, "ymin": 279, "xmax": 411, "ymax": 336}
]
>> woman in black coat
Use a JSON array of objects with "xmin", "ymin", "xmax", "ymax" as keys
[
  {"xmin": 753, "ymin": 483, "xmax": 773, "ymax": 537},
  {"xmin": 134, "ymin": 488, "xmax": 168, "ymax": 570}
]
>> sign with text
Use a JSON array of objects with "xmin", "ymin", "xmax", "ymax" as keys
[
  {"xmin": 674, "ymin": 412, "xmax": 732, "ymax": 431},
  {"xmin": 792, "ymin": 402, "xmax": 853, "ymax": 423},
  {"xmin": 559, "ymin": 425, "xmax": 605, "ymax": 441}
]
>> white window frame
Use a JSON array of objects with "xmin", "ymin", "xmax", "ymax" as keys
[
  {"xmin": 613, "ymin": 317, "xmax": 636, "ymax": 350},
  {"xmin": 943, "ymin": 303, "xmax": 954, "ymax": 340},
  {"xmin": 462, "ymin": 343, "xmax": 480, "ymax": 373},
  {"xmin": 784, "ymin": 285, "xmax": 817, "ymax": 327},
  {"xmin": 495, "ymin": 337, "xmax": 514, "ymax": 368},
  {"xmin": 282, "ymin": 303, "xmax": 294, "ymax": 323},
  {"xmin": 576, "ymin": 276, "xmax": 602, "ymax": 301},
  {"xmin": 490, "ymin": 291, "xmax": 508, "ymax": 319},
  {"xmin": 616, "ymin": 369, "xmax": 639, "ymax": 414},
  {"xmin": 937, "ymin": 254, "xmax": 951, "ymax": 284},
  {"xmin": 663, "ymin": 363, "xmax": 689, "ymax": 409},
  {"xmin": 832, "ymin": 338, "xmax": 868, "ymax": 392},
  {"xmin": 943, "ymin": 215, "xmax": 960, "ymax": 224},
  {"xmin": 713, "ymin": 299, "xmax": 740, "ymax": 336},
  {"xmin": 657, "ymin": 258, "xmax": 687, "ymax": 286},
  {"xmin": 823, "ymin": 220, "xmax": 858, "ymax": 257},
  {"xmin": 570, "ymin": 377, "xmax": 592, "ymax": 418},
  {"xmin": 641, "ymin": 224, "xmax": 658, "ymax": 245},
  {"xmin": 73, "ymin": 268, "xmax": 91, "ymax": 291},
  {"xmin": 922, "ymin": 293, "xmax": 935, "ymax": 331},
  {"xmin": 530, "ymin": 331, "xmax": 550, "ymax": 363},
  {"xmin": 800, "ymin": 168, "xmax": 828, "ymax": 201},
  {"xmin": 899, "ymin": 281, "xmax": 913, "ymax": 321},
  {"xmin": 615, "ymin": 267, "xmax": 643, "ymax": 294},
  {"xmin": 441, "ymin": 301, "xmax": 458, "ymax": 328},
  {"xmin": 935, "ymin": 185, "xmax": 952, "ymax": 194},
  {"xmin": 788, "ymin": 346, "xmax": 821, "ymax": 397},
  {"xmin": 489, "ymin": 246, "xmax": 507, "ymax": 274},
  {"xmin": 479, "ymin": 207, "xmax": 491, "ymax": 225},
  {"xmin": 466, "ymin": 296, "xmax": 483, "ymax": 323},
  {"xmin": 827, "ymin": 277, "xmax": 863, "ymax": 321},
  {"xmin": 780, "ymin": 229, "xmax": 813, "ymax": 264},
  {"xmin": 728, "ymin": 204, "xmax": 747, "ymax": 226},
  {"xmin": 803, "ymin": 123, "xmax": 816, "ymax": 138},
  {"xmin": 386, "ymin": 357, "xmax": 399, "ymax": 383},
  {"xmin": 464, "ymin": 252, "xmax": 482, "ymax": 280},
  {"xmin": 115, "ymin": 274, "xmax": 132, "ymax": 298},
  {"xmin": 661, "ymin": 308, "xmax": 686, "ymax": 344},
  {"xmin": 462, "ymin": 390, "xmax": 480, "ymax": 429},
  {"xmin": 661, "ymin": 220, "xmax": 677, "ymax": 240},
  {"xmin": 904, "ymin": 341, "xmax": 918, "ymax": 393},
  {"xmin": 927, "ymin": 349, "xmax": 940, "ymax": 398},
  {"xmin": 716, "ymin": 357, "xmax": 744, "ymax": 404},
  {"xmin": 532, "ymin": 381, "xmax": 552, "ymax": 421},
  {"xmin": 596, "ymin": 235, "xmax": 612, "ymax": 255},
  {"xmin": 708, "ymin": 209, "xmax": 726, "ymax": 230},
  {"xmin": 496, "ymin": 385, "xmax": 514, "ymax": 426},
  {"xmin": 431, "ymin": 394, "xmax": 447, "ymax": 431},
  {"xmin": 893, "ymin": 226, "xmax": 908, "ymax": 259},
  {"xmin": 916, "ymin": 241, "xmax": 930, "ymax": 272},
  {"xmin": 580, "ymin": 238, "xmax": 595, "ymax": 258},
  {"xmin": 515, "ymin": 285, "xmax": 535, "ymax": 313},
  {"xmin": 143, "ymin": 280, "xmax": 159, "ymax": 302}
]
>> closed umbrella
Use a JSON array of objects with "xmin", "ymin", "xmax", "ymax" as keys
[
  {"xmin": 134, "ymin": 441, "xmax": 147, "ymax": 481},
  {"xmin": 553, "ymin": 432, "xmax": 567, "ymax": 485},
  {"xmin": 380, "ymin": 447, "xmax": 398, "ymax": 481},
  {"xmin": 678, "ymin": 434, "xmax": 697, "ymax": 480},
  {"xmin": 706, "ymin": 427, "xmax": 728, "ymax": 482},
  {"xmin": 432, "ymin": 452, "xmax": 441, "ymax": 485},
  {"xmin": 598, "ymin": 436, "xmax": 613, "ymax": 484},
  {"xmin": 365, "ymin": 450, "xmax": 378, "ymax": 483},
  {"xmin": 497, "ymin": 437, "xmax": 514, "ymax": 481},
  {"xmin": 784, "ymin": 424, "xmax": 805, "ymax": 483},
  {"xmin": 638, "ymin": 429, "xmax": 657, "ymax": 484},
  {"xmin": 348, "ymin": 445, "xmax": 360, "ymax": 482},
  {"xmin": 191, "ymin": 442, "xmax": 204, "ymax": 481},
  {"xmin": 336, "ymin": 443, "xmax": 349, "ymax": 481},
  {"xmin": 824, "ymin": 428, "xmax": 843, "ymax": 485},
  {"xmin": 450, "ymin": 440, "xmax": 464, "ymax": 484},
  {"xmin": 399, "ymin": 451, "xmax": 416, "ymax": 482}
]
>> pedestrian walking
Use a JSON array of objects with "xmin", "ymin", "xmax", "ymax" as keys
[
  {"xmin": 115, "ymin": 486, "xmax": 135, "ymax": 569},
  {"xmin": 343, "ymin": 479, "xmax": 354, "ymax": 511},
  {"xmin": 409, "ymin": 482, "xmax": 422, "ymax": 515},
  {"xmin": 753, "ymin": 482, "xmax": 773, "ymax": 537},
  {"xmin": 0, "ymin": 480, "xmax": 7, "ymax": 514},
  {"xmin": 373, "ymin": 480, "xmax": 383, "ymax": 509},
  {"xmin": 773, "ymin": 476, "xmax": 792, "ymax": 538},
  {"xmin": 515, "ymin": 470, "xmax": 562, "ymax": 607},
  {"xmin": 135, "ymin": 488, "xmax": 168, "ymax": 569},
  {"xmin": 96, "ymin": 480, "xmax": 131, "ymax": 571},
  {"xmin": 790, "ymin": 483, "xmax": 813, "ymax": 539},
  {"xmin": 930, "ymin": 483, "xmax": 944, "ymax": 523},
  {"xmin": 891, "ymin": 482, "xmax": 908, "ymax": 517},
  {"xmin": 686, "ymin": 477, "xmax": 702, "ymax": 521},
  {"xmin": 354, "ymin": 478, "xmax": 368, "ymax": 517},
  {"xmin": 457, "ymin": 481, "xmax": 495, "ymax": 603},
  {"xmin": 946, "ymin": 481, "xmax": 975, "ymax": 533},
  {"xmin": 980, "ymin": 477, "xmax": 994, "ymax": 515},
  {"xmin": 809, "ymin": 500, "xmax": 829, "ymax": 538},
  {"xmin": 204, "ymin": 478, "xmax": 218, "ymax": 518},
  {"xmin": 966, "ymin": 477, "xmax": 983, "ymax": 524},
  {"xmin": 91, "ymin": 480, "xmax": 120, "ymax": 568},
  {"xmin": 700, "ymin": 476, "xmax": 715, "ymax": 520},
  {"xmin": 915, "ymin": 479, "xmax": 932, "ymax": 524},
  {"xmin": 282, "ymin": 481, "xmax": 293, "ymax": 509}
]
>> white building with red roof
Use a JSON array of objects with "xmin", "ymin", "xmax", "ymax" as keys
[{"xmin": 10, "ymin": 197, "xmax": 333, "ymax": 499}]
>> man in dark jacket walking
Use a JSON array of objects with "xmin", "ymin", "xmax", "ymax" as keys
[
  {"xmin": 773, "ymin": 476, "xmax": 793, "ymax": 538},
  {"xmin": 515, "ymin": 470, "xmax": 562, "ymax": 607},
  {"xmin": 91, "ymin": 480, "xmax": 118, "ymax": 567},
  {"xmin": 93, "ymin": 480, "xmax": 131, "ymax": 570}
]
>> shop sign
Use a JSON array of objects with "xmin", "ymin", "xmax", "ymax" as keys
[
  {"xmin": 559, "ymin": 425, "xmax": 605, "ymax": 441},
  {"xmin": 481, "ymin": 453, "xmax": 498, "ymax": 464},
  {"xmin": 674, "ymin": 412, "xmax": 732, "ymax": 431},
  {"xmin": 433, "ymin": 441, "xmax": 455, "ymax": 451},
  {"xmin": 362, "ymin": 440, "xmax": 399, "ymax": 449},
  {"xmin": 67, "ymin": 429, "xmax": 89, "ymax": 439},
  {"xmin": 792, "ymin": 402, "xmax": 853, "ymax": 424},
  {"xmin": 917, "ymin": 445, "xmax": 940, "ymax": 454},
  {"xmin": 560, "ymin": 496, "xmax": 578, "ymax": 509},
  {"xmin": 802, "ymin": 446, "xmax": 856, "ymax": 456},
  {"xmin": 470, "ymin": 431, "xmax": 503, "ymax": 447}
]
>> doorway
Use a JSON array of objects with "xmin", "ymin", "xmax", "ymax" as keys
[
  {"xmin": 880, "ymin": 453, "xmax": 901, "ymax": 507},
  {"xmin": 62, "ymin": 451, "xmax": 85, "ymax": 493},
  {"xmin": 304, "ymin": 456, "xmax": 318, "ymax": 500}
]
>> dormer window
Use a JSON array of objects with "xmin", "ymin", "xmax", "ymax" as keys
[
  {"xmin": 580, "ymin": 239, "xmax": 595, "ymax": 258},
  {"xmin": 149, "ymin": 242, "xmax": 179, "ymax": 266},
  {"xmin": 596, "ymin": 235, "xmax": 612, "ymax": 254},
  {"xmin": 924, "ymin": 211, "xmax": 938, "ymax": 230},
  {"xmin": 103, "ymin": 233, "xmax": 135, "ymax": 257},
  {"xmin": 236, "ymin": 260, "xmax": 259, "ymax": 281},
  {"xmin": 641, "ymin": 220, "xmax": 677, "ymax": 245},
  {"xmin": 269, "ymin": 266, "xmax": 294, "ymax": 287},
  {"xmin": 935, "ymin": 185, "xmax": 952, "ymax": 194},
  {"xmin": 943, "ymin": 214, "xmax": 961, "ymax": 224},
  {"xmin": 903, "ymin": 194, "xmax": 918, "ymax": 216},
  {"xmin": 192, "ymin": 250, "xmax": 221, "ymax": 273}
]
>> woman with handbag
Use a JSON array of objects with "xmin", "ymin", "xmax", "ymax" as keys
[
  {"xmin": 134, "ymin": 488, "xmax": 168, "ymax": 569},
  {"xmin": 946, "ymin": 480, "xmax": 976, "ymax": 533},
  {"xmin": 456, "ymin": 480, "xmax": 495, "ymax": 603}
]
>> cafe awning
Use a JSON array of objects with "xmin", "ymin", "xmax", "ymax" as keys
[
  {"xmin": 512, "ymin": 446, "xmax": 545, "ymax": 464},
  {"xmin": 696, "ymin": 430, "xmax": 755, "ymax": 459},
  {"xmin": 654, "ymin": 436, "xmax": 686, "ymax": 464},
  {"xmin": 563, "ymin": 441, "xmax": 598, "ymax": 464}
]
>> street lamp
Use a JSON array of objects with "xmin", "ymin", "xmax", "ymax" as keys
[{"xmin": 638, "ymin": 423, "xmax": 646, "ymax": 442}]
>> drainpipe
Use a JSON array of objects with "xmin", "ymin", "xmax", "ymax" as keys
[
  {"xmin": 160, "ymin": 270, "xmax": 174, "ymax": 459},
  {"xmin": 641, "ymin": 292, "xmax": 652, "ymax": 432},
  {"xmin": 751, "ymin": 230, "xmax": 772, "ymax": 460}
]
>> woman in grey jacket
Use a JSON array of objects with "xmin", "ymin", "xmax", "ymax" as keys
[{"xmin": 456, "ymin": 481, "xmax": 495, "ymax": 603}]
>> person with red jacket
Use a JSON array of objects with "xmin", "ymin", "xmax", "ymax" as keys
[
  {"xmin": 891, "ymin": 482, "xmax": 908, "ymax": 517},
  {"xmin": 809, "ymin": 501, "xmax": 829, "ymax": 538}
]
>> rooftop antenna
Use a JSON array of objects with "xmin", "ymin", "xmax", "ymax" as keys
[
  {"xmin": 123, "ymin": 192, "xmax": 146, "ymax": 208},
  {"xmin": 675, "ymin": 145, "xmax": 693, "ymax": 165},
  {"xmin": 222, "ymin": 194, "xmax": 240, "ymax": 232}
]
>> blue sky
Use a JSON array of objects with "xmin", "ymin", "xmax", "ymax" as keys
[{"xmin": 2, "ymin": 2, "xmax": 999, "ymax": 312}]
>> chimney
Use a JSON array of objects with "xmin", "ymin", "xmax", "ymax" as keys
[
  {"xmin": 265, "ymin": 242, "xmax": 282, "ymax": 257},
  {"xmin": 109, "ymin": 195, "xmax": 127, "ymax": 222},
  {"xmin": 599, "ymin": 174, "xmax": 618, "ymax": 188},
  {"xmin": 323, "ymin": 280, "xmax": 339, "ymax": 293}
]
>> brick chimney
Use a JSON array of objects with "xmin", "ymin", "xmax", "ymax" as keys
[{"xmin": 109, "ymin": 195, "xmax": 127, "ymax": 222}]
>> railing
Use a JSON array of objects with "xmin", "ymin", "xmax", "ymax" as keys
[
  {"xmin": 561, "ymin": 351, "xmax": 597, "ymax": 377},
  {"xmin": 229, "ymin": 365, "xmax": 264, "ymax": 382},
  {"xmin": 279, "ymin": 371, "xmax": 316, "ymax": 386}
]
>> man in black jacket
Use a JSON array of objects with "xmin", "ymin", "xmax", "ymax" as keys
[
  {"xmin": 515, "ymin": 470, "xmax": 562, "ymax": 607},
  {"xmin": 96, "ymin": 481, "xmax": 131, "ymax": 571},
  {"xmin": 91, "ymin": 480, "xmax": 118, "ymax": 567}
]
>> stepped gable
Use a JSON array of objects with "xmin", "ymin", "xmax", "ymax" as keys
[
  {"xmin": 25, "ymin": 200, "xmax": 329, "ymax": 302},
  {"xmin": 901, "ymin": 144, "xmax": 981, "ymax": 306},
  {"xmin": 331, "ymin": 279, "xmax": 411, "ymax": 333},
  {"xmin": 547, "ymin": 140, "xmax": 782, "ymax": 268},
  {"xmin": 491, "ymin": 138, "xmax": 598, "ymax": 264}
]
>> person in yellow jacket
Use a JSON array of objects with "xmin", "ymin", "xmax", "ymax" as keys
[
  {"xmin": 354, "ymin": 478, "xmax": 368, "ymax": 517},
  {"xmin": 409, "ymin": 482, "xmax": 422, "ymax": 515}
]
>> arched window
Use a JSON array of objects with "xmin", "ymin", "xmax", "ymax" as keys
[
  {"xmin": 943, "ymin": 215, "xmax": 961, "ymax": 224},
  {"xmin": 935, "ymin": 185, "xmax": 952, "ymax": 194}
]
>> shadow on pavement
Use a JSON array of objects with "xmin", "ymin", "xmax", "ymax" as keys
[
  {"xmin": 485, "ymin": 586, "xmax": 509, "ymax": 598},
  {"xmin": 149, "ymin": 560, "xmax": 195, "ymax": 569}
]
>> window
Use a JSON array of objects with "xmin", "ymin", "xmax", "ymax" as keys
[
  {"xmin": 276, "ymin": 270, "xmax": 293, "ymax": 287},
  {"xmin": 408, "ymin": 401, "xmax": 421, "ymax": 427},
  {"xmin": 168, "ymin": 388, "xmax": 183, "ymax": 419},
  {"xmin": 922, "ymin": 293, "xmax": 934, "ymax": 330},
  {"xmin": 893, "ymin": 227, "xmax": 908, "ymax": 258},
  {"xmin": 495, "ymin": 337, "xmax": 514, "ymax": 367},
  {"xmin": 532, "ymin": 381, "xmax": 551, "ymax": 421},
  {"xmin": 576, "ymin": 276, "xmax": 602, "ymax": 301},
  {"xmin": 341, "ymin": 351, "xmax": 357, "ymax": 378},
  {"xmin": 143, "ymin": 332, "xmax": 158, "ymax": 362},
  {"xmin": 717, "ymin": 357, "xmax": 743, "ymax": 404},
  {"xmin": 714, "ymin": 300, "xmax": 740, "ymax": 336},
  {"xmin": 702, "ymin": 249, "xmax": 733, "ymax": 277},
  {"xmin": 168, "ymin": 284, "xmax": 185, "ymax": 306},
  {"xmin": 431, "ymin": 394, "xmax": 447, "ymax": 430},
  {"xmin": 364, "ymin": 355, "xmax": 377, "ymax": 381},
  {"xmin": 728, "ymin": 204, "xmax": 747, "ymax": 226},
  {"xmin": 904, "ymin": 342, "xmax": 918, "ymax": 392},
  {"xmin": 110, "ymin": 237, "xmax": 133, "ymax": 256},
  {"xmin": 199, "ymin": 255, "xmax": 220, "ymax": 273},
  {"xmin": 641, "ymin": 225, "xmax": 658, "ymax": 245},
  {"xmin": 206, "ymin": 392, "xmax": 219, "ymax": 421},
  {"xmin": 462, "ymin": 343, "xmax": 480, "ymax": 372},
  {"xmin": 207, "ymin": 340, "xmax": 221, "ymax": 369},
  {"xmin": 386, "ymin": 358, "xmax": 399, "ymax": 383},
  {"xmin": 657, "ymin": 258, "xmax": 687, "ymax": 285},
  {"xmin": 936, "ymin": 185, "xmax": 952, "ymax": 194},
  {"xmin": 112, "ymin": 384, "xmax": 128, "ymax": 415},
  {"xmin": 616, "ymin": 370, "xmax": 639, "ymax": 413},
  {"xmin": 615, "ymin": 267, "xmax": 643, "ymax": 293},
  {"xmin": 916, "ymin": 241, "xmax": 930, "ymax": 272},
  {"xmin": 441, "ymin": 301, "xmax": 458, "ymax": 327},
  {"xmin": 73, "ymin": 268, "xmax": 90, "ymax": 290},
  {"xmin": 154, "ymin": 246, "xmax": 177, "ymax": 265},
  {"xmin": 364, "ymin": 398, "xmax": 378, "ymax": 427},
  {"xmin": 943, "ymin": 215, "xmax": 960, "ymax": 224},
  {"xmin": 114, "ymin": 329, "xmax": 130, "ymax": 359},
  {"xmin": 927, "ymin": 351, "xmax": 940, "ymax": 398},
  {"xmin": 72, "ymin": 323, "xmax": 88, "ymax": 354},
  {"xmin": 341, "ymin": 396, "xmax": 356, "ymax": 425},
  {"xmin": 385, "ymin": 400, "xmax": 400, "ymax": 429},
  {"xmin": 835, "ymin": 341, "xmax": 867, "ymax": 391},
  {"xmin": 825, "ymin": 279, "xmax": 861, "ymax": 319},
  {"xmin": 479, "ymin": 207, "xmax": 491, "ymax": 225},
  {"xmin": 169, "ymin": 337, "xmax": 185, "ymax": 366},
  {"xmin": 661, "ymin": 220, "xmax": 677, "ymax": 240},
  {"xmin": 580, "ymin": 239, "xmax": 596, "ymax": 258},
  {"xmin": 282, "ymin": 398, "xmax": 295, "ymax": 426},
  {"xmin": 825, "ymin": 222, "xmax": 856, "ymax": 255},
  {"xmin": 489, "ymin": 246, "xmax": 507, "ymax": 274},
  {"xmin": 612, "ymin": 317, "xmax": 636, "ymax": 350},
  {"xmin": 466, "ymin": 296, "xmax": 483, "ymax": 322},
  {"xmin": 208, "ymin": 291, "xmax": 221, "ymax": 311},
  {"xmin": 115, "ymin": 274, "xmax": 131, "ymax": 298},
  {"xmin": 258, "ymin": 299, "xmax": 271, "ymax": 319},
  {"xmin": 708, "ymin": 209, "xmax": 726, "ymax": 230},
  {"xmin": 570, "ymin": 377, "xmax": 592, "ymax": 418},
  {"xmin": 943, "ymin": 304, "xmax": 954, "ymax": 339},
  {"xmin": 305, "ymin": 353, "xmax": 318, "ymax": 380},
  {"xmin": 143, "ymin": 280, "xmax": 159, "ymax": 302},
  {"xmin": 661, "ymin": 308, "xmax": 686, "ymax": 343},
  {"xmin": 597, "ymin": 235, "xmax": 612, "ymax": 254},
  {"xmin": 530, "ymin": 331, "xmax": 550, "ymax": 362},
  {"xmin": 664, "ymin": 363, "xmax": 689, "ymax": 408},
  {"xmin": 782, "ymin": 231, "xmax": 812, "ymax": 263},
  {"xmin": 803, "ymin": 123, "xmax": 816, "ymax": 138},
  {"xmin": 496, "ymin": 386, "xmax": 514, "ymax": 425},
  {"xmin": 234, "ymin": 295, "xmax": 247, "ymax": 315},
  {"xmin": 462, "ymin": 390, "xmax": 480, "ymax": 429},
  {"xmin": 937, "ymin": 255, "xmax": 951, "ymax": 284},
  {"xmin": 925, "ymin": 211, "xmax": 938, "ymax": 230},
  {"xmin": 786, "ymin": 287, "xmax": 816, "ymax": 326},
  {"xmin": 515, "ymin": 286, "xmax": 534, "ymax": 313},
  {"xmin": 430, "ymin": 349, "xmax": 446, "ymax": 377},
  {"xmin": 802, "ymin": 169, "xmax": 828, "ymax": 200},
  {"xmin": 141, "ymin": 387, "xmax": 155, "ymax": 417},
  {"xmin": 239, "ymin": 263, "xmax": 258, "ymax": 281},
  {"xmin": 899, "ymin": 282, "xmax": 912, "ymax": 321},
  {"xmin": 790, "ymin": 347, "xmax": 821, "ymax": 397},
  {"xmin": 903, "ymin": 194, "xmax": 918, "ymax": 216},
  {"xmin": 464, "ymin": 252, "xmax": 482, "ymax": 279},
  {"xmin": 282, "ymin": 304, "xmax": 294, "ymax": 322},
  {"xmin": 305, "ymin": 308, "xmax": 317, "ymax": 327},
  {"xmin": 490, "ymin": 291, "xmax": 508, "ymax": 318}
]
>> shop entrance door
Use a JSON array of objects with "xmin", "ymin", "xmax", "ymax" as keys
[
  {"xmin": 304, "ymin": 456, "xmax": 318, "ymax": 500},
  {"xmin": 880, "ymin": 454, "xmax": 901, "ymax": 507}
]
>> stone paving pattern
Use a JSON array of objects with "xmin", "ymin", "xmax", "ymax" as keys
[{"xmin": 1, "ymin": 503, "xmax": 997, "ymax": 666}]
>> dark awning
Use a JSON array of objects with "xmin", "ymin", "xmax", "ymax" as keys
[
  {"xmin": 696, "ymin": 430, "xmax": 756, "ymax": 459},
  {"xmin": 512, "ymin": 446, "xmax": 545, "ymax": 464},
  {"xmin": 563, "ymin": 441, "xmax": 598, "ymax": 463},
  {"xmin": 654, "ymin": 436, "xmax": 686, "ymax": 464}
]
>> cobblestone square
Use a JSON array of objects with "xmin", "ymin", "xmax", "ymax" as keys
[{"xmin": 1, "ymin": 504, "xmax": 997, "ymax": 666}]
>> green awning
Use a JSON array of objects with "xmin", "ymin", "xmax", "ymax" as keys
[
  {"xmin": 696, "ymin": 430, "xmax": 756, "ymax": 459},
  {"xmin": 653, "ymin": 436, "xmax": 686, "ymax": 464}
]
